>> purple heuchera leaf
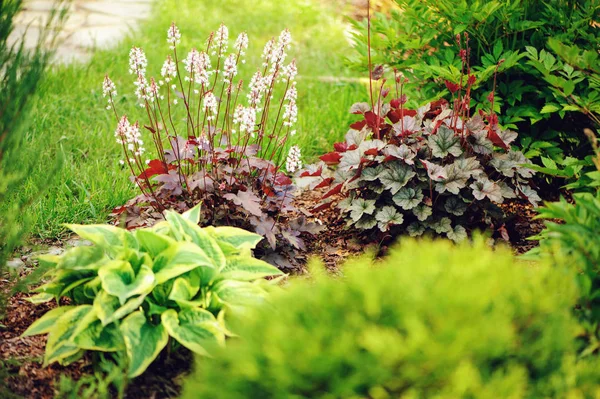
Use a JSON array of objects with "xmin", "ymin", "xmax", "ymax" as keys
[
  {"xmin": 224, "ymin": 190, "xmax": 263, "ymax": 217},
  {"xmin": 155, "ymin": 170, "xmax": 184, "ymax": 196}
]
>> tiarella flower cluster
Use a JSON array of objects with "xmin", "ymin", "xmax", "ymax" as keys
[
  {"xmin": 247, "ymin": 71, "xmax": 266, "ymax": 106},
  {"xmin": 183, "ymin": 49, "xmax": 211, "ymax": 85},
  {"xmin": 128, "ymin": 47, "xmax": 147, "ymax": 76},
  {"xmin": 283, "ymin": 83, "xmax": 298, "ymax": 128},
  {"xmin": 234, "ymin": 32, "xmax": 249, "ymax": 59},
  {"xmin": 167, "ymin": 23, "xmax": 181, "ymax": 50},
  {"xmin": 204, "ymin": 91, "xmax": 218, "ymax": 121},
  {"xmin": 223, "ymin": 54, "xmax": 238, "ymax": 84},
  {"xmin": 212, "ymin": 23, "xmax": 229, "ymax": 58},
  {"xmin": 161, "ymin": 56, "xmax": 177, "ymax": 83},
  {"xmin": 102, "ymin": 75, "xmax": 116, "ymax": 109},
  {"xmin": 233, "ymin": 105, "xmax": 257, "ymax": 135},
  {"xmin": 286, "ymin": 145, "xmax": 302, "ymax": 173},
  {"xmin": 114, "ymin": 116, "xmax": 145, "ymax": 162},
  {"xmin": 269, "ymin": 29, "xmax": 291, "ymax": 73}
]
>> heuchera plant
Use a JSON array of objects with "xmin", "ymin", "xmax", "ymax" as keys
[
  {"xmin": 103, "ymin": 24, "xmax": 316, "ymax": 267},
  {"xmin": 22, "ymin": 205, "xmax": 283, "ymax": 378},
  {"xmin": 303, "ymin": 35, "xmax": 540, "ymax": 242}
]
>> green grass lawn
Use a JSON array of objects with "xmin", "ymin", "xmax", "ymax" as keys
[{"xmin": 11, "ymin": 0, "xmax": 368, "ymax": 239}]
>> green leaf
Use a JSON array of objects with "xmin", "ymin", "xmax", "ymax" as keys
[
  {"xmin": 99, "ymin": 261, "xmax": 155, "ymax": 305},
  {"xmin": 392, "ymin": 187, "xmax": 423, "ymax": 210},
  {"xmin": 413, "ymin": 205, "xmax": 432, "ymax": 222},
  {"xmin": 65, "ymin": 224, "xmax": 137, "ymax": 252},
  {"xmin": 71, "ymin": 310, "xmax": 124, "ymax": 352},
  {"xmin": 181, "ymin": 204, "xmax": 202, "ymax": 224},
  {"xmin": 428, "ymin": 126, "xmax": 463, "ymax": 158},
  {"xmin": 375, "ymin": 206, "xmax": 404, "ymax": 232},
  {"xmin": 135, "ymin": 229, "xmax": 176, "ymax": 258},
  {"xmin": 540, "ymin": 103, "xmax": 561, "ymax": 114},
  {"xmin": 212, "ymin": 280, "xmax": 269, "ymax": 309},
  {"xmin": 25, "ymin": 292, "xmax": 55, "ymax": 304},
  {"xmin": 162, "ymin": 308, "xmax": 224, "ymax": 356},
  {"xmin": 120, "ymin": 311, "xmax": 169, "ymax": 378},
  {"xmin": 168, "ymin": 275, "xmax": 201, "ymax": 307},
  {"xmin": 220, "ymin": 256, "xmax": 284, "ymax": 281},
  {"xmin": 21, "ymin": 306, "xmax": 75, "ymax": 337},
  {"xmin": 56, "ymin": 245, "xmax": 107, "ymax": 271},
  {"xmin": 185, "ymin": 228, "xmax": 227, "ymax": 269},
  {"xmin": 44, "ymin": 305, "xmax": 93, "ymax": 366},
  {"xmin": 447, "ymin": 225, "xmax": 468, "ymax": 243},
  {"xmin": 152, "ymin": 242, "xmax": 214, "ymax": 284},
  {"xmin": 93, "ymin": 290, "xmax": 146, "ymax": 326},
  {"xmin": 378, "ymin": 162, "xmax": 416, "ymax": 194},
  {"xmin": 204, "ymin": 226, "xmax": 264, "ymax": 254},
  {"xmin": 349, "ymin": 198, "xmax": 377, "ymax": 222}
]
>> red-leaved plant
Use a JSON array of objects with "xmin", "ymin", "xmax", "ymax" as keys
[
  {"xmin": 301, "ymin": 33, "xmax": 540, "ymax": 242},
  {"xmin": 103, "ymin": 24, "xmax": 318, "ymax": 268}
]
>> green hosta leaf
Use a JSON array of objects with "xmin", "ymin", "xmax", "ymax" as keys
[
  {"xmin": 375, "ymin": 206, "xmax": 404, "ymax": 232},
  {"xmin": 186, "ymin": 228, "xmax": 226, "ymax": 270},
  {"xmin": 44, "ymin": 305, "xmax": 93, "ymax": 366},
  {"xmin": 57, "ymin": 245, "xmax": 107, "ymax": 271},
  {"xmin": 152, "ymin": 242, "xmax": 214, "ymax": 284},
  {"xmin": 471, "ymin": 178, "xmax": 503, "ymax": 202},
  {"xmin": 121, "ymin": 311, "xmax": 169, "ymax": 378},
  {"xmin": 22, "ymin": 306, "xmax": 75, "ymax": 337},
  {"xmin": 407, "ymin": 222, "xmax": 426, "ymax": 237},
  {"xmin": 354, "ymin": 215, "xmax": 377, "ymax": 230},
  {"xmin": 65, "ymin": 224, "xmax": 137, "ymax": 253},
  {"xmin": 205, "ymin": 226, "xmax": 263, "ymax": 254},
  {"xmin": 428, "ymin": 126, "xmax": 463, "ymax": 158},
  {"xmin": 72, "ymin": 310, "xmax": 124, "ymax": 352},
  {"xmin": 220, "ymin": 256, "xmax": 284, "ymax": 281},
  {"xmin": 25, "ymin": 293, "xmax": 55, "ymax": 304},
  {"xmin": 212, "ymin": 280, "xmax": 269, "ymax": 309},
  {"xmin": 93, "ymin": 291, "xmax": 146, "ymax": 326},
  {"xmin": 99, "ymin": 261, "xmax": 155, "ymax": 305},
  {"xmin": 162, "ymin": 308, "xmax": 224, "ymax": 356},
  {"xmin": 135, "ymin": 229, "xmax": 177, "ymax": 258},
  {"xmin": 349, "ymin": 198, "xmax": 376, "ymax": 222},
  {"xmin": 430, "ymin": 217, "xmax": 452, "ymax": 234},
  {"xmin": 392, "ymin": 187, "xmax": 423, "ymax": 210},
  {"xmin": 168, "ymin": 275, "xmax": 201, "ymax": 307},
  {"xmin": 444, "ymin": 197, "xmax": 468, "ymax": 216},
  {"xmin": 181, "ymin": 203, "xmax": 202, "ymax": 224},
  {"xmin": 413, "ymin": 204, "xmax": 433, "ymax": 222},
  {"xmin": 379, "ymin": 162, "xmax": 416, "ymax": 194},
  {"xmin": 447, "ymin": 225, "xmax": 468, "ymax": 243}
]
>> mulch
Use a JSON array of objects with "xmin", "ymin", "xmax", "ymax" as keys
[{"xmin": 0, "ymin": 185, "xmax": 549, "ymax": 398}]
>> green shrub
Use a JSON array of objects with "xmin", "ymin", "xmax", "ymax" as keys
[
  {"xmin": 183, "ymin": 238, "xmax": 599, "ymax": 398},
  {"xmin": 348, "ymin": 0, "xmax": 600, "ymax": 164},
  {"xmin": 22, "ymin": 205, "xmax": 284, "ymax": 378}
]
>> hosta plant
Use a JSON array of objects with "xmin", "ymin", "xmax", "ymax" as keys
[
  {"xmin": 104, "ymin": 23, "xmax": 315, "ymax": 267},
  {"xmin": 304, "ymin": 69, "xmax": 539, "ymax": 242},
  {"xmin": 21, "ymin": 205, "xmax": 284, "ymax": 378}
]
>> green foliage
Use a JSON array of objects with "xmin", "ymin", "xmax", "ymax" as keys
[
  {"xmin": 22, "ymin": 205, "xmax": 283, "ymax": 379},
  {"xmin": 182, "ymin": 237, "xmax": 600, "ymax": 398},
  {"xmin": 349, "ymin": 0, "xmax": 600, "ymax": 164}
]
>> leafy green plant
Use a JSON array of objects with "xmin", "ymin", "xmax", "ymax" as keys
[
  {"xmin": 182, "ymin": 237, "xmax": 600, "ymax": 398},
  {"xmin": 302, "ymin": 71, "xmax": 538, "ymax": 241},
  {"xmin": 348, "ymin": 0, "xmax": 600, "ymax": 163},
  {"xmin": 21, "ymin": 205, "xmax": 283, "ymax": 379}
]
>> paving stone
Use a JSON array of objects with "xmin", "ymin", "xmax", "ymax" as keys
[
  {"xmin": 78, "ymin": 2, "xmax": 151, "ymax": 19},
  {"xmin": 68, "ymin": 24, "xmax": 133, "ymax": 49},
  {"xmin": 6, "ymin": 258, "xmax": 25, "ymax": 269}
]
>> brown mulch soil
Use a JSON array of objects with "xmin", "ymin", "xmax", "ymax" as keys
[{"xmin": 0, "ymin": 186, "xmax": 547, "ymax": 398}]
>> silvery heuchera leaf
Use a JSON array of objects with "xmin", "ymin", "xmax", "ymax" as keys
[
  {"xmin": 465, "ymin": 114, "xmax": 485, "ymax": 132},
  {"xmin": 407, "ymin": 222, "xmax": 426, "ymax": 237},
  {"xmin": 349, "ymin": 102, "xmax": 370, "ymax": 114},
  {"xmin": 360, "ymin": 165, "xmax": 384, "ymax": 182},
  {"xmin": 421, "ymin": 160, "xmax": 447, "ymax": 181},
  {"xmin": 339, "ymin": 149, "xmax": 362, "ymax": 172},
  {"xmin": 337, "ymin": 195, "xmax": 354, "ymax": 213},
  {"xmin": 384, "ymin": 144, "xmax": 416, "ymax": 165},
  {"xmin": 412, "ymin": 204, "xmax": 433, "ymax": 221},
  {"xmin": 359, "ymin": 140, "xmax": 386, "ymax": 155},
  {"xmin": 507, "ymin": 150, "xmax": 535, "ymax": 178},
  {"xmin": 349, "ymin": 198, "xmax": 376, "ymax": 222},
  {"xmin": 334, "ymin": 168, "xmax": 356, "ymax": 184},
  {"xmin": 224, "ymin": 190, "xmax": 263, "ymax": 217},
  {"xmin": 447, "ymin": 225, "xmax": 467, "ymax": 243},
  {"xmin": 444, "ymin": 197, "xmax": 468, "ymax": 216},
  {"xmin": 345, "ymin": 129, "xmax": 366, "ymax": 147},
  {"xmin": 519, "ymin": 185, "xmax": 541, "ymax": 206},
  {"xmin": 470, "ymin": 178, "xmax": 504, "ymax": 202},
  {"xmin": 498, "ymin": 181, "xmax": 517, "ymax": 199},
  {"xmin": 365, "ymin": 182, "xmax": 385, "ymax": 194},
  {"xmin": 453, "ymin": 157, "xmax": 482, "ymax": 179},
  {"xmin": 428, "ymin": 126, "xmax": 463, "ymax": 158},
  {"xmin": 430, "ymin": 217, "xmax": 452, "ymax": 234},
  {"xmin": 471, "ymin": 130, "xmax": 493, "ymax": 155},
  {"xmin": 392, "ymin": 187, "xmax": 423, "ymax": 210},
  {"xmin": 375, "ymin": 206, "xmax": 404, "ymax": 232},
  {"xmin": 392, "ymin": 116, "xmax": 418, "ymax": 136},
  {"xmin": 490, "ymin": 154, "xmax": 516, "ymax": 177},
  {"xmin": 435, "ymin": 164, "xmax": 468, "ymax": 195},
  {"xmin": 497, "ymin": 128, "xmax": 518, "ymax": 146},
  {"xmin": 378, "ymin": 162, "xmax": 416, "ymax": 194},
  {"xmin": 355, "ymin": 215, "xmax": 377, "ymax": 230}
]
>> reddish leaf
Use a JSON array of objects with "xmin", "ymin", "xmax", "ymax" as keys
[
  {"xmin": 262, "ymin": 183, "xmax": 276, "ymax": 197},
  {"xmin": 334, "ymin": 142, "xmax": 348, "ymax": 152},
  {"xmin": 315, "ymin": 177, "xmax": 334, "ymax": 189},
  {"xmin": 486, "ymin": 126, "xmax": 509, "ymax": 149},
  {"xmin": 319, "ymin": 152, "xmax": 342, "ymax": 165},
  {"xmin": 350, "ymin": 120, "xmax": 367, "ymax": 130},
  {"xmin": 498, "ymin": 224, "xmax": 510, "ymax": 242},
  {"xmin": 274, "ymin": 173, "xmax": 293, "ymax": 186},
  {"xmin": 322, "ymin": 183, "xmax": 343, "ymax": 199},
  {"xmin": 370, "ymin": 64, "xmax": 385, "ymax": 80},
  {"xmin": 381, "ymin": 88, "xmax": 390, "ymax": 98},
  {"xmin": 313, "ymin": 201, "xmax": 333, "ymax": 213},
  {"xmin": 467, "ymin": 75, "xmax": 476, "ymax": 85},
  {"xmin": 144, "ymin": 125, "xmax": 156, "ymax": 133},
  {"xmin": 364, "ymin": 111, "xmax": 380, "ymax": 130},
  {"xmin": 445, "ymin": 80, "xmax": 460, "ymax": 94},
  {"xmin": 388, "ymin": 108, "xmax": 416, "ymax": 123},
  {"xmin": 364, "ymin": 148, "xmax": 379, "ymax": 156},
  {"xmin": 138, "ymin": 159, "xmax": 169, "ymax": 180},
  {"xmin": 300, "ymin": 167, "xmax": 323, "ymax": 177}
]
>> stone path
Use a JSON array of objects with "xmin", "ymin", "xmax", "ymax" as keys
[{"xmin": 9, "ymin": 0, "xmax": 154, "ymax": 64}]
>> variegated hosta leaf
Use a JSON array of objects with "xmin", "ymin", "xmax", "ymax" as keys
[
  {"xmin": 429, "ymin": 217, "xmax": 452, "ymax": 234},
  {"xmin": 168, "ymin": 275, "xmax": 201, "ymax": 307},
  {"xmin": 428, "ymin": 125, "xmax": 463, "ymax": 158},
  {"xmin": 375, "ymin": 206, "xmax": 404, "ymax": 232},
  {"xmin": 519, "ymin": 185, "xmax": 542, "ymax": 206},
  {"xmin": 212, "ymin": 280, "xmax": 269, "ymax": 309},
  {"xmin": 162, "ymin": 308, "xmax": 224, "ymax": 356},
  {"xmin": 72, "ymin": 309, "xmax": 124, "ymax": 352},
  {"xmin": 379, "ymin": 162, "xmax": 416, "ymax": 194},
  {"xmin": 471, "ymin": 178, "xmax": 504, "ymax": 203},
  {"xmin": 355, "ymin": 215, "xmax": 377, "ymax": 230},
  {"xmin": 447, "ymin": 225, "xmax": 468, "ymax": 243},
  {"xmin": 93, "ymin": 290, "xmax": 146, "ymax": 326},
  {"xmin": 392, "ymin": 187, "xmax": 423, "ymax": 210},
  {"xmin": 407, "ymin": 222, "xmax": 426, "ymax": 237},
  {"xmin": 43, "ymin": 305, "xmax": 93, "ymax": 366},
  {"xmin": 421, "ymin": 160, "xmax": 447, "ymax": 181},
  {"xmin": 56, "ymin": 245, "xmax": 106, "ymax": 271},
  {"xmin": 413, "ymin": 204, "xmax": 433, "ymax": 222},
  {"xmin": 65, "ymin": 224, "xmax": 137, "ymax": 254},
  {"xmin": 444, "ymin": 197, "xmax": 468, "ymax": 216},
  {"xmin": 21, "ymin": 306, "xmax": 75, "ymax": 337},
  {"xmin": 471, "ymin": 130, "xmax": 493, "ymax": 155},
  {"xmin": 135, "ymin": 229, "xmax": 177, "ymax": 259},
  {"xmin": 349, "ymin": 198, "xmax": 377, "ymax": 222},
  {"xmin": 384, "ymin": 143, "xmax": 416, "ymax": 165},
  {"xmin": 98, "ymin": 261, "xmax": 155, "ymax": 305},
  {"xmin": 435, "ymin": 164, "xmax": 468, "ymax": 195},
  {"xmin": 204, "ymin": 226, "xmax": 264, "ymax": 253},
  {"xmin": 121, "ymin": 311, "xmax": 169, "ymax": 378},
  {"xmin": 220, "ymin": 256, "xmax": 284, "ymax": 281},
  {"xmin": 151, "ymin": 242, "xmax": 214, "ymax": 284}
]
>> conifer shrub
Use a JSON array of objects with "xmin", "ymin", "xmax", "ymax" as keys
[{"xmin": 182, "ymin": 238, "xmax": 600, "ymax": 398}]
